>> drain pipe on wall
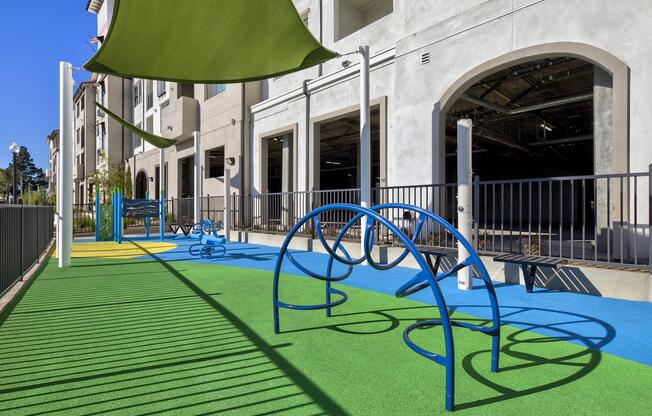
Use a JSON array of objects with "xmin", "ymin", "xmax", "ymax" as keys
[
  {"xmin": 240, "ymin": 83, "xmax": 246, "ymax": 226},
  {"xmin": 302, "ymin": 79, "xmax": 311, "ymax": 197}
]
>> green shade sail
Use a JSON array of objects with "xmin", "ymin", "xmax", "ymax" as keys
[
  {"xmin": 96, "ymin": 103, "xmax": 177, "ymax": 149},
  {"xmin": 84, "ymin": 0, "xmax": 337, "ymax": 83}
]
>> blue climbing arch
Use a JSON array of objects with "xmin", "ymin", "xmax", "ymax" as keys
[{"xmin": 272, "ymin": 203, "xmax": 501, "ymax": 412}]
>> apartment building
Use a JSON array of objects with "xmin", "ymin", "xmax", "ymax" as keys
[
  {"xmin": 46, "ymin": 129, "xmax": 59, "ymax": 192},
  {"xmin": 252, "ymin": 0, "xmax": 651, "ymax": 191},
  {"xmin": 87, "ymin": 0, "xmax": 261, "ymax": 204},
  {"xmin": 72, "ymin": 81, "xmax": 97, "ymax": 204}
]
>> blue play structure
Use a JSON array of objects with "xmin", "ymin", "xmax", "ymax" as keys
[
  {"xmin": 188, "ymin": 219, "xmax": 227, "ymax": 258},
  {"xmin": 273, "ymin": 203, "xmax": 501, "ymax": 412},
  {"xmin": 95, "ymin": 189, "xmax": 165, "ymax": 243}
]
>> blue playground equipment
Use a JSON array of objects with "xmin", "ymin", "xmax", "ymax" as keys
[
  {"xmin": 95, "ymin": 189, "xmax": 165, "ymax": 243},
  {"xmin": 188, "ymin": 219, "xmax": 227, "ymax": 258},
  {"xmin": 272, "ymin": 203, "xmax": 501, "ymax": 412}
]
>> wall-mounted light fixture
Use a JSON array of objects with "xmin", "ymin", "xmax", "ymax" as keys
[{"xmin": 225, "ymin": 157, "xmax": 236, "ymax": 166}]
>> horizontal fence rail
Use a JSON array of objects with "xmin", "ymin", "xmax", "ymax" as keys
[{"xmin": 0, "ymin": 205, "xmax": 55, "ymax": 295}]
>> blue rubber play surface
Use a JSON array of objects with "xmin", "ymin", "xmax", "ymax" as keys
[{"xmin": 112, "ymin": 235, "xmax": 652, "ymax": 366}]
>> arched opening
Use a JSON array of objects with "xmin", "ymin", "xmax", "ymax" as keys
[
  {"xmin": 444, "ymin": 56, "xmax": 596, "ymax": 181},
  {"xmin": 435, "ymin": 43, "xmax": 632, "ymax": 261},
  {"xmin": 438, "ymin": 43, "xmax": 629, "ymax": 181},
  {"xmin": 135, "ymin": 170, "xmax": 148, "ymax": 199}
]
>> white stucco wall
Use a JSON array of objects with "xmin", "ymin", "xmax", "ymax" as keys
[{"xmin": 253, "ymin": 0, "xmax": 652, "ymax": 192}]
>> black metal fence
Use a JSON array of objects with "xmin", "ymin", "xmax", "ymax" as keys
[
  {"xmin": 242, "ymin": 172, "xmax": 651, "ymax": 268},
  {"xmin": 72, "ymin": 170, "xmax": 650, "ymax": 268},
  {"xmin": 0, "ymin": 205, "xmax": 55, "ymax": 295}
]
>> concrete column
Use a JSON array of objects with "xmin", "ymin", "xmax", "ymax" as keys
[
  {"xmin": 457, "ymin": 119, "xmax": 473, "ymax": 290},
  {"xmin": 282, "ymin": 135, "xmax": 292, "ymax": 227},
  {"xmin": 58, "ymin": 62, "xmax": 74, "ymax": 268},
  {"xmin": 594, "ymin": 67, "xmax": 622, "ymax": 259},
  {"xmin": 193, "ymin": 131, "xmax": 201, "ymax": 222},
  {"xmin": 359, "ymin": 45, "xmax": 371, "ymax": 259}
]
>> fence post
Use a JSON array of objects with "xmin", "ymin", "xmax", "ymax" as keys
[
  {"xmin": 95, "ymin": 192, "xmax": 100, "ymax": 241},
  {"xmin": 20, "ymin": 204, "xmax": 24, "ymax": 280},
  {"xmin": 473, "ymin": 175, "xmax": 480, "ymax": 249},
  {"xmin": 207, "ymin": 194, "xmax": 210, "ymax": 222}
]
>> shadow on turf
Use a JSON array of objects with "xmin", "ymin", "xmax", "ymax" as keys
[
  {"xmin": 131, "ymin": 241, "xmax": 349, "ymax": 415},
  {"xmin": 281, "ymin": 303, "xmax": 614, "ymax": 411}
]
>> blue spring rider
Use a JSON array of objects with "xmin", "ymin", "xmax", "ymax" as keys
[
  {"xmin": 272, "ymin": 203, "xmax": 501, "ymax": 412},
  {"xmin": 188, "ymin": 220, "xmax": 227, "ymax": 258}
]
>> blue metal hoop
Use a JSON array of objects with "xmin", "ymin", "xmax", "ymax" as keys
[{"xmin": 272, "ymin": 203, "xmax": 501, "ymax": 412}]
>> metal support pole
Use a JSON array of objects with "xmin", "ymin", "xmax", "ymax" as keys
[
  {"xmin": 58, "ymin": 61, "xmax": 73, "ymax": 268},
  {"xmin": 160, "ymin": 148, "xmax": 166, "ymax": 241},
  {"xmin": 224, "ymin": 169, "xmax": 232, "ymax": 241},
  {"xmin": 457, "ymin": 119, "xmax": 473, "ymax": 290},
  {"xmin": 95, "ymin": 192, "xmax": 100, "ymax": 241},
  {"xmin": 359, "ymin": 45, "xmax": 371, "ymax": 259},
  {"xmin": 193, "ymin": 131, "xmax": 201, "ymax": 223},
  {"xmin": 145, "ymin": 191, "xmax": 150, "ymax": 240},
  {"xmin": 12, "ymin": 152, "xmax": 17, "ymax": 204}
]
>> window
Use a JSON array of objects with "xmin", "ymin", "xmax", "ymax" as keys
[
  {"xmin": 146, "ymin": 80, "xmax": 153, "ymax": 109},
  {"xmin": 76, "ymin": 128, "xmax": 81, "ymax": 144},
  {"xmin": 134, "ymin": 81, "xmax": 142, "ymax": 106},
  {"xmin": 99, "ymin": 123, "xmax": 106, "ymax": 149},
  {"xmin": 205, "ymin": 84, "xmax": 225, "ymax": 99},
  {"xmin": 157, "ymin": 81, "xmax": 167, "ymax": 97},
  {"xmin": 80, "ymin": 98, "xmax": 84, "ymax": 113},
  {"xmin": 335, "ymin": 0, "xmax": 393, "ymax": 41},
  {"xmin": 81, "ymin": 128, "xmax": 85, "ymax": 148},
  {"xmin": 207, "ymin": 147, "xmax": 225, "ymax": 178},
  {"xmin": 146, "ymin": 115, "xmax": 154, "ymax": 133},
  {"xmin": 133, "ymin": 123, "xmax": 143, "ymax": 149}
]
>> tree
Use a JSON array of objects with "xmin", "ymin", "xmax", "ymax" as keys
[
  {"xmin": 87, "ymin": 150, "xmax": 134, "ymax": 201},
  {"xmin": 7, "ymin": 146, "xmax": 47, "ymax": 192}
]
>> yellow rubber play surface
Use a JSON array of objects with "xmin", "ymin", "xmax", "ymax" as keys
[{"xmin": 54, "ymin": 241, "xmax": 177, "ymax": 259}]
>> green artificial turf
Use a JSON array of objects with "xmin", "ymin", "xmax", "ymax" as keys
[{"xmin": 0, "ymin": 254, "xmax": 650, "ymax": 415}]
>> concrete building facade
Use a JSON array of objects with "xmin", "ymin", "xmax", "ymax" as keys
[
  {"xmin": 72, "ymin": 81, "xmax": 97, "ymax": 204},
  {"xmin": 251, "ymin": 0, "xmax": 651, "ymax": 192},
  {"xmin": 46, "ymin": 129, "xmax": 59, "ymax": 193}
]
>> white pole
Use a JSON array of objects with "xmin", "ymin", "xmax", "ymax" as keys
[
  {"xmin": 193, "ymin": 131, "xmax": 201, "ymax": 222},
  {"xmin": 457, "ymin": 119, "xmax": 473, "ymax": 290},
  {"xmin": 359, "ymin": 45, "xmax": 371, "ymax": 259},
  {"xmin": 224, "ymin": 168, "xmax": 231, "ymax": 241},
  {"xmin": 159, "ymin": 148, "xmax": 165, "ymax": 198},
  {"xmin": 58, "ymin": 62, "xmax": 74, "ymax": 268}
]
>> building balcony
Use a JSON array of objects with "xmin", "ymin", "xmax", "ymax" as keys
[{"xmin": 160, "ymin": 96, "xmax": 199, "ymax": 142}]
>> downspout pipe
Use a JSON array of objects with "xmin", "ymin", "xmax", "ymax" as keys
[{"xmin": 302, "ymin": 79, "xmax": 311, "ymax": 193}]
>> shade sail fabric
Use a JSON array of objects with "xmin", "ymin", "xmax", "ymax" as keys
[
  {"xmin": 84, "ymin": 0, "xmax": 337, "ymax": 83},
  {"xmin": 96, "ymin": 103, "xmax": 177, "ymax": 149}
]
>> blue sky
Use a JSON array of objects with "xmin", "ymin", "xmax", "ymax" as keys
[{"xmin": 0, "ymin": 1, "xmax": 96, "ymax": 170}]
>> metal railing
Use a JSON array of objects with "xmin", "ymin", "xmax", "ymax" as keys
[
  {"xmin": 71, "ymin": 170, "xmax": 651, "ymax": 268},
  {"xmin": 474, "ymin": 173, "xmax": 649, "ymax": 267},
  {"xmin": 73, "ymin": 203, "xmax": 95, "ymax": 235},
  {"xmin": 250, "ymin": 188, "xmax": 361, "ymax": 238},
  {"xmin": 0, "ymin": 205, "xmax": 55, "ymax": 295},
  {"xmin": 242, "ymin": 171, "xmax": 650, "ymax": 268}
]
